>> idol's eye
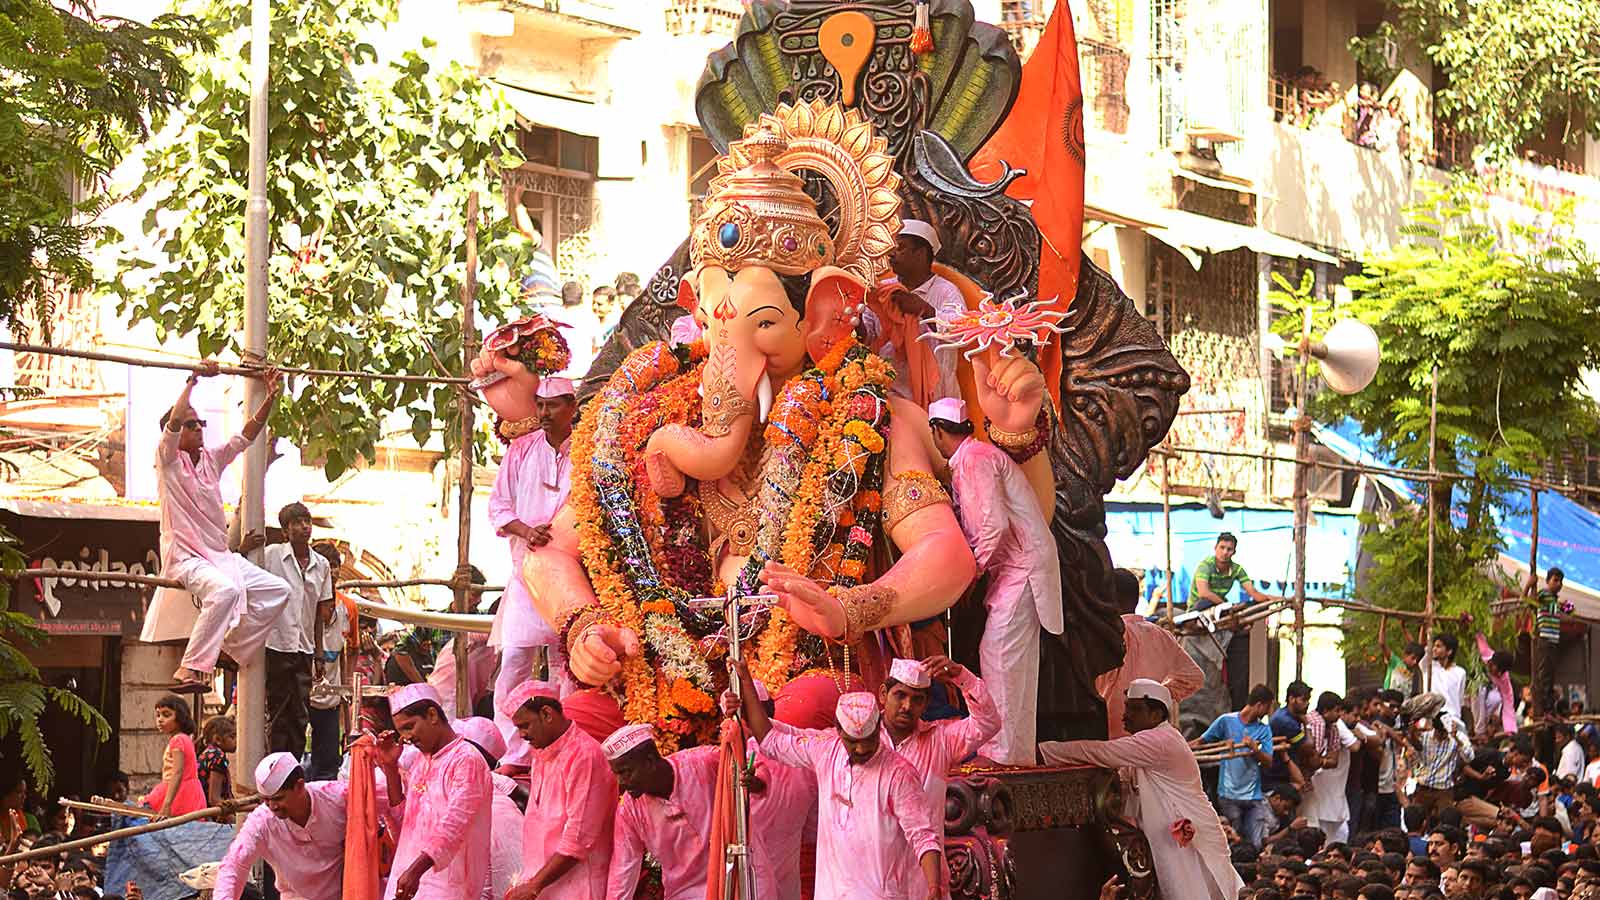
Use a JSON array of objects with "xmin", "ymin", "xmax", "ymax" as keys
[{"xmin": 756, "ymin": 318, "xmax": 777, "ymax": 330}]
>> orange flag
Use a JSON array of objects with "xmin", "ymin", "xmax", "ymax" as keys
[
  {"xmin": 969, "ymin": 1, "xmax": 1086, "ymax": 410},
  {"xmin": 706, "ymin": 717, "xmax": 750, "ymax": 900},
  {"xmin": 342, "ymin": 734, "xmax": 382, "ymax": 900}
]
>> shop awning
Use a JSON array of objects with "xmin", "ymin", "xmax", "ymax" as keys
[
  {"xmin": 495, "ymin": 81, "xmax": 600, "ymax": 137},
  {"xmin": 1147, "ymin": 207, "xmax": 1340, "ymax": 268}
]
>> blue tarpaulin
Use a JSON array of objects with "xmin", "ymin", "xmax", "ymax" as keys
[
  {"xmin": 1315, "ymin": 417, "xmax": 1600, "ymax": 605},
  {"xmin": 103, "ymin": 817, "xmax": 234, "ymax": 900},
  {"xmin": 1104, "ymin": 501, "xmax": 1362, "ymax": 613}
]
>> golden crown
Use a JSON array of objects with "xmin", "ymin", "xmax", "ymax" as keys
[
  {"xmin": 690, "ymin": 101, "xmax": 902, "ymax": 285},
  {"xmin": 690, "ymin": 128, "xmax": 835, "ymax": 276}
]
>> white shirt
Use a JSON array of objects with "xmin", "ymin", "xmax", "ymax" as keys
[
  {"xmin": 1427, "ymin": 659, "xmax": 1468, "ymax": 720},
  {"xmin": 911, "ymin": 272, "xmax": 966, "ymax": 402},
  {"xmin": 1304, "ymin": 720, "xmax": 1358, "ymax": 823},
  {"xmin": 261, "ymin": 543, "xmax": 333, "ymax": 655},
  {"xmin": 1559, "ymin": 739, "xmax": 1587, "ymax": 780},
  {"xmin": 948, "ymin": 438, "xmax": 1063, "ymax": 634}
]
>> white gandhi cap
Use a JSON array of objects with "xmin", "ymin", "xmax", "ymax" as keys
[
  {"xmin": 899, "ymin": 219, "xmax": 942, "ymax": 257},
  {"xmin": 255, "ymin": 751, "xmax": 300, "ymax": 795}
]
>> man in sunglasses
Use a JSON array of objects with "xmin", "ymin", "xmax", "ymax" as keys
[{"xmin": 157, "ymin": 361, "xmax": 290, "ymax": 691}]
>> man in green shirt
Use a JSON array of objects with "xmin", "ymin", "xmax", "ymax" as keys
[
  {"xmin": 1528, "ymin": 567, "xmax": 1565, "ymax": 715},
  {"xmin": 1190, "ymin": 532, "xmax": 1276, "ymax": 611}
]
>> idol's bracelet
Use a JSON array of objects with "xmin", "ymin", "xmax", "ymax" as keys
[
  {"xmin": 827, "ymin": 582, "xmax": 898, "ymax": 645},
  {"xmin": 987, "ymin": 409, "xmax": 1049, "ymax": 463},
  {"xmin": 560, "ymin": 607, "xmax": 617, "ymax": 663}
]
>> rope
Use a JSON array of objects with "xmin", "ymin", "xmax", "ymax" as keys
[
  {"xmin": 1, "ymin": 341, "xmax": 471, "ymax": 386},
  {"xmin": 7, "ymin": 568, "xmax": 501, "ymax": 594}
]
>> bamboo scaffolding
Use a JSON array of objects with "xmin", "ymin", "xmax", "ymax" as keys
[
  {"xmin": 0, "ymin": 341, "xmax": 471, "ymax": 386},
  {"xmin": 452, "ymin": 191, "xmax": 480, "ymax": 717},
  {"xmin": 0, "ymin": 795, "xmax": 261, "ymax": 865},
  {"xmin": 7, "ymin": 569, "xmax": 504, "ymax": 595}
]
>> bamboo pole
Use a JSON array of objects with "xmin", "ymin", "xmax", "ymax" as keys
[
  {"xmin": 5, "ymin": 570, "xmax": 503, "ymax": 594},
  {"xmin": 0, "ymin": 342, "xmax": 471, "ymax": 386},
  {"xmin": 354, "ymin": 599, "xmax": 492, "ymax": 634},
  {"xmin": 1292, "ymin": 301, "xmax": 1313, "ymax": 681},
  {"xmin": 0, "ymin": 796, "xmax": 261, "ymax": 865},
  {"xmin": 452, "ymin": 191, "xmax": 479, "ymax": 718},
  {"xmin": 1423, "ymin": 365, "xmax": 1438, "ymax": 692},
  {"xmin": 1528, "ymin": 481, "xmax": 1546, "ymax": 718},
  {"xmin": 1161, "ymin": 446, "xmax": 1175, "ymax": 622}
]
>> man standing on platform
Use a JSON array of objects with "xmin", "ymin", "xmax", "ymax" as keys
[
  {"xmin": 1190, "ymin": 532, "xmax": 1275, "ymax": 610},
  {"xmin": 888, "ymin": 219, "xmax": 966, "ymax": 400},
  {"xmin": 157, "ymin": 363, "xmax": 290, "ymax": 691},
  {"xmin": 489, "ymin": 376, "xmax": 577, "ymax": 767},
  {"xmin": 928, "ymin": 396, "xmax": 1061, "ymax": 764},
  {"xmin": 880, "ymin": 656, "xmax": 1001, "ymax": 838},
  {"xmin": 377, "ymin": 683, "xmax": 492, "ymax": 900},
  {"xmin": 1039, "ymin": 680, "xmax": 1244, "ymax": 900},
  {"xmin": 259, "ymin": 502, "xmax": 334, "ymax": 756},
  {"xmin": 503, "ymin": 680, "xmax": 615, "ymax": 900},
  {"xmin": 603, "ymin": 725, "xmax": 718, "ymax": 900},
  {"xmin": 213, "ymin": 752, "xmax": 369, "ymax": 900},
  {"xmin": 734, "ymin": 662, "xmax": 944, "ymax": 900},
  {"xmin": 1425, "ymin": 634, "xmax": 1468, "ymax": 721},
  {"xmin": 1099, "ymin": 569, "xmax": 1205, "ymax": 738}
]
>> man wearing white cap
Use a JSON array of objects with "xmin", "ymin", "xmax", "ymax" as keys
[
  {"xmin": 602, "ymin": 724, "xmax": 720, "ymax": 900},
  {"xmin": 888, "ymin": 219, "xmax": 966, "ymax": 402},
  {"xmin": 1039, "ymin": 679, "xmax": 1243, "ymax": 900},
  {"xmin": 928, "ymin": 396, "xmax": 1062, "ymax": 765},
  {"xmin": 503, "ymin": 680, "xmax": 615, "ymax": 900},
  {"xmin": 214, "ymin": 752, "xmax": 372, "ymax": 900},
  {"xmin": 717, "ymin": 679, "xmax": 816, "ymax": 900},
  {"xmin": 734, "ymin": 661, "xmax": 943, "ymax": 900},
  {"xmin": 880, "ymin": 655, "xmax": 1001, "ymax": 838},
  {"xmin": 377, "ymin": 683, "xmax": 493, "ymax": 900},
  {"xmin": 488, "ymin": 374, "xmax": 578, "ymax": 768}
]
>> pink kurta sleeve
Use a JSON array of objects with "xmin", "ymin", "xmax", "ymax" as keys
[
  {"xmin": 1156, "ymin": 631, "xmax": 1205, "ymax": 701},
  {"xmin": 887, "ymin": 760, "xmax": 942, "ymax": 859},
  {"xmin": 157, "ymin": 426, "xmax": 179, "ymax": 466},
  {"xmin": 1039, "ymin": 726, "xmax": 1180, "ymax": 769},
  {"xmin": 555, "ymin": 745, "xmax": 615, "ymax": 858},
  {"xmin": 210, "ymin": 433, "xmax": 252, "ymax": 470},
  {"xmin": 421, "ymin": 751, "xmax": 493, "ymax": 869},
  {"xmin": 941, "ymin": 668, "xmax": 1003, "ymax": 760},
  {"xmin": 758, "ymin": 726, "xmax": 829, "ymax": 771},
  {"xmin": 951, "ymin": 450, "xmax": 1007, "ymax": 569},
  {"xmin": 605, "ymin": 805, "xmax": 646, "ymax": 900},
  {"xmin": 212, "ymin": 808, "xmax": 268, "ymax": 900},
  {"xmin": 488, "ymin": 439, "xmax": 527, "ymax": 534}
]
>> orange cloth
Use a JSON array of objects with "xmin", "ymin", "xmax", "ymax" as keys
[
  {"xmin": 342, "ymin": 734, "xmax": 381, "ymax": 900},
  {"xmin": 866, "ymin": 282, "xmax": 945, "ymax": 408},
  {"xmin": 968, "ymin": 0, "xmax": 1086, "ymax": 412},
  {"xmin": 561, "ymin": 688, "xmax": 627, "ymax": 744},
  {"xmin": 705, "ymin": 718, "xmax": 751, "ymax": 900}
]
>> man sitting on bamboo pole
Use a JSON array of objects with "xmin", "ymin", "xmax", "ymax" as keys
[{"xmin": 153, "ymin": 363, "xmax": 290, "ymax": 692}]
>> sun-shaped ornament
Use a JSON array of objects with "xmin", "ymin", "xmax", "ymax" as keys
[{"xmin": 919, "ymin": 292, "xmax": 1072, "ymax": 360}]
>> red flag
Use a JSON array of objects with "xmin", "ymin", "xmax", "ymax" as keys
[
  {"xmin": 342, "ymin": 734, "xmax": 382, "ymax": 900},
  {"xmin": 969, "ymin": 2, "xmax": 1087, "ymax": 410}
]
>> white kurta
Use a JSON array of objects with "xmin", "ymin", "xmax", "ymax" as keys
[
  {"xmin": 949, "ymin": 437, "xmax": 1062, "ymax": 764},
  {"xmin": 1040, "ymin": 723, "xmax": 1243, "ymax": 900},
  {"xmin": 487, "ymin": 430, "xmax": 572, "ymax": 650},
  {"xmin": 1303, "ymin": 719, "xmax": 1358, "ymax": 841},
  {"xmin": 487, "ymin": 773, "xmax": 524, "ymax": 900}
]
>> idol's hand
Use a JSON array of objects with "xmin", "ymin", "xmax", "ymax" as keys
[
  {"xmin": 570, "ymin": 623, "xmax": 642, "ymax": 686},
  {"xmin": 972, "ymin": 352, "xmax": 1047, "ymax": 434},
  {"xmin": 761, "ymin": 562, "xmax": 846, "ymax": 640}
]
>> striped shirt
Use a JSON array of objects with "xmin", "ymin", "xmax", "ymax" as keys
[
  {"xmin": 1533, "ymin": 589, "xmax": 1562, "ymax": 643},
  {"xmin": 1411, "ymin": 723, "xmax": 1470, "ymax": 790}
]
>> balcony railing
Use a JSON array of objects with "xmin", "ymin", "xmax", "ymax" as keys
[
  {"xmin": 665, "ymin": 0, "xmax": 745, "ymax": 37},
  {"xmin": 1270, "ymin": 73, "xmax": 1474, "ymax": 173}
]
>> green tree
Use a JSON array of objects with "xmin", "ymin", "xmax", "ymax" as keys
[
  {"xmin": 1275, "ymin": 179, "xmax": 1600, "ymax": 664},
  {"xmin": 1352, "ymin": 1, "xmax": 1600, "ymax": 161},
  {"xmin": 111, "ymin": 0, "xmax": 530, "ymax": 477},
  {"xmin": 0, "ymin": 0, "xmax": 205, "ymax": 338},
  {"xmin": 0, "ymin": 526, "xmax": 110, "ymax": 789}
]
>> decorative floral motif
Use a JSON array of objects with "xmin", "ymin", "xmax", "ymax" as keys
[{"xmin": 920, "ymin": 292, "xmax": 1071, "ymax": 360}]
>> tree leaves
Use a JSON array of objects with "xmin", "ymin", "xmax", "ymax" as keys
[{"xmin": 109, "ymin": 0, "xmax": 532, "ymax": 475}]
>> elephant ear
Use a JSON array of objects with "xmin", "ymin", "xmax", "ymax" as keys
[
  {"xmin": 677, "ymin": 270, "xmax": 698, "ymax": 313},
  {"xmin": 803, "ymin": 266, "xmax": 868, "ymax": 361}
]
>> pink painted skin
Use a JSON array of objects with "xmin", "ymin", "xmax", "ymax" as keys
[
  {"xmin": 516, "ymin": 262, "xmax": 1055, "ymax": 688},
  {"xmin": 469, "ymin": 353, "xmax": 541, "ymax": 423}
]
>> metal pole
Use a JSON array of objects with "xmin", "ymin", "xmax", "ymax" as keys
[
  {"xmin": 1423, "ymin": 365, "xmax": 1438, "ymax": 691},
  {"xmin": 1528, "ymin": 481, "xmax": 1544, "ymax": 717},
  {"xmin": 1161, "ymin": 447, "xmax": 1174, "ymax": 622},
  {"xmin": 451, "ymin": 191, "xmax": 480, "ymax": 717},
  {"xmin": 724, "ymin": 591, "xmax": 754, "ymax": 900},
  {"xmin": 1291, "ymin": 301, "xmax": 1312, "ymax": 681},
  {"xmin": 237, "ymin": 0, "xmax": 272, "ymax": 782}
]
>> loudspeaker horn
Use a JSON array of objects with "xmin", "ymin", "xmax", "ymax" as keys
[{"xmin": 1310, "ymin": 319, "xmax": 1381, "ymax": 395}]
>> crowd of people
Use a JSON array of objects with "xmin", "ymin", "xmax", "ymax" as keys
[{"xmin": 1274, "ymin": 68, "xmax": 1415, "ymax": 158}]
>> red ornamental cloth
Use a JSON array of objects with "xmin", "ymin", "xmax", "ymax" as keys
[
  {"xmin": 343, "ymin": 734, "xmax": 381, "ymax": 900},
  {"xmin": 705, "ymin": 718, "xmax": 751, "ymax": 900},
  {"xmin": 562, "ymin": 687, "xmax": 627, "ymax": 743},
  {"xmin": 967, "ymin": 0, "xmax": 1086, "ymax": 413}
]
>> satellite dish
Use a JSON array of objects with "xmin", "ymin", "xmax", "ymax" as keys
[{"xmin": 1311, "ymin": 319, "xmax": 1381, "ymax": 395}]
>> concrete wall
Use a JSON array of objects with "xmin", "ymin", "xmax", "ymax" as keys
[{"xmin": 119, "ymin": 643, "xmax": 186, "ymax": 795}]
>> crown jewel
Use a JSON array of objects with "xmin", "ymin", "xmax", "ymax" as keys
[{"xmin": 690, "ymin": 126, "xmax": 835, "ymax": 276}]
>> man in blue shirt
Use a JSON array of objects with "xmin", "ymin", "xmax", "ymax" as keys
[
  {"xmin": 1195, "ymin": 683, "xmax": 1275, "ymax": 848},
  {"xmin": 1263, "ymin": 680, "xmax": 1311, "ymax": 795}
]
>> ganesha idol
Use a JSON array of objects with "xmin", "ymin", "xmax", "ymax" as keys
[{"xmin": 470, "ymin": 103, "xmax": 1056, "ymax": 747}]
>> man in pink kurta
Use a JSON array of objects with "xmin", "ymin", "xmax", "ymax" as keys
[
  {"xmin": 602, "ymin": 724, "xmax": 718, "ymax": 900},
  {"xmin": 880, "ymin": 656, "xmax": 1001, "ymax": 839},
  {"xmin": 149, "ymin": 365, "xmax": 290, "ymax": 689},
  {"xmin": 489, "ymin": 377, "xmax": 576, "ymax": 765},
  {"xmin": 378, "ymin": 684, "xmax": 493, "ymax": 900},
  {"xmin": 1040, "ymin": 680, "xmax": 1243, "ymax": 900},
  {"xmin": 215, "ymin": 752, "xmax": 371, "ymax": 900},
  {"xmin": 720, "ymin": 680, "xmax": 818, "ymax": 900},
  {"xmin": 504, "ymin": 681, "xmax": 616, "ymax": 900},
  {"xmin": 1097, "ymin": 569, "xmax": 1205, "ymax": 738},
  {"xmin": 930, "ymin": 398, "xmax": 1062, "ymax": 764},
  {"xmin": 736, "ymin": 668, "xmax": 944, "ymax": 900}
]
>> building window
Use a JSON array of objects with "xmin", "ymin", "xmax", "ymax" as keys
[
  {"xmin": 687, "ymin": 130, "xmax": 720, "ymax": 229},
  {"xmin": 664, "ymin": 0, "xmax": 745, "ymax": 38},
  {"xmin": 518, "ymin": 125, "xmax": 598, "ymax": 177},
  {"xmin": 504, "ymin": 127, "xmax": 598, "ymax": 283},
  {"xmin": 1149, "ymin": 0, "xmax": 1184, "ymax": 150}
]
